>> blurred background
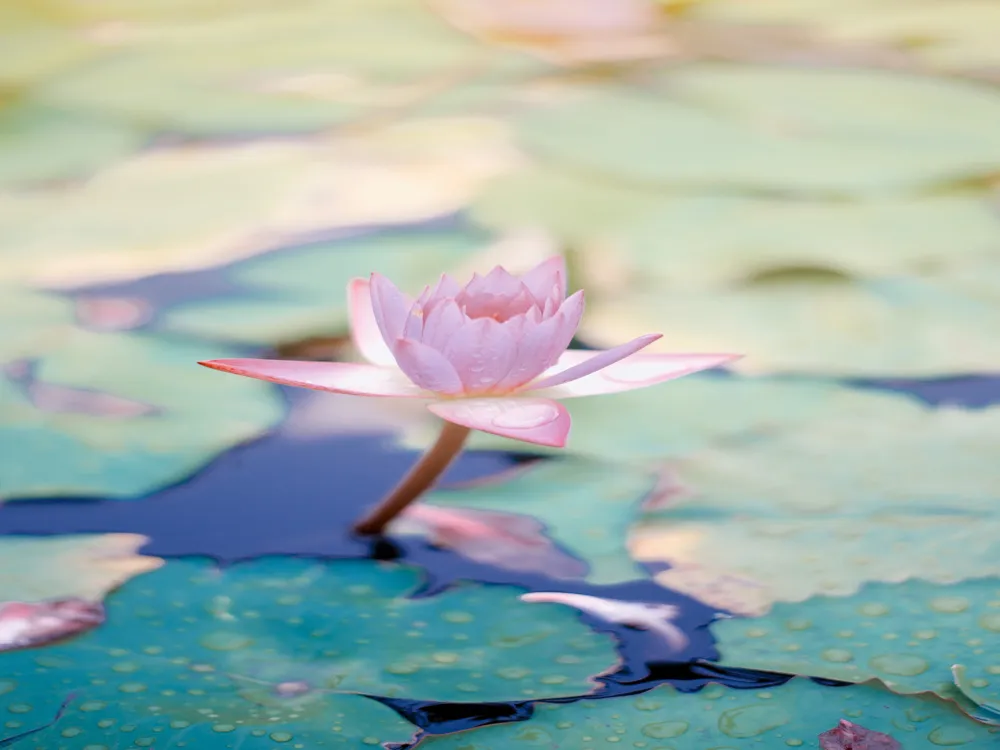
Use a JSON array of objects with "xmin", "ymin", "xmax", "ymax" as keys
[{"xmin": 2, "ymin": 0, "xmax": 1000, "ymax": 745}]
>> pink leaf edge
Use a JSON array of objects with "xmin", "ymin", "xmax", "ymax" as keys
[{"xmin": 199, "ymin": 359, "xmax": 427, "ymax": 397}]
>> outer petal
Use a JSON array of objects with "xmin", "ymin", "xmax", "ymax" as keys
[
  {"xmin": 530, "ymin": 351, "xmax": 743, "ymax": 399},
  {"xmin": 199, "ymin": 359, "xmax": 427, "ymax": 397},
  {"xmin": 519, "ymin": 256, "xmax": 567, "ymax": 306},
  {"xmin": 527, "ymin": 333, "xmax": 662, "ymax": 391},
  {"xmin": 393, "ymin": 339, "xmax": 465, "ymax": 395},
  {"xmin": 429, "ymin": 397, "xmax": 571, "ymax": 448},
  {"xmin": 347, "ymin": 279, "xmax": 396, "ymax": 367},
  {"xmin": 369, "ymin": 273, "xmax": 412, "ymax": 354}
]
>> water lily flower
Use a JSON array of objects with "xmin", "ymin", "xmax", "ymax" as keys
[{"xmin": 199, "ymin": 256, "xmax": 739, "ymax": 534}]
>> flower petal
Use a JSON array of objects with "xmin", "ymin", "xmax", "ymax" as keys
[
  {"xmin": 441, "ymin": 317, "xmax": 518, "ymax": 393},
  {"xmin": 369, "ymin": 273, "xmax": 412, "ymax": 354},
  {"xmin": 199, "ymin": 359, "xmax": 427, "ymax": 396},
  {"xmin": 519, "ymin": 256, "xmax": 567, "ymax": 306},
  {"xmin": 531, "ymin": 351, "xmax": 743, "ymax": 399},
  {"xmin": 421, "ymin": 298, "xmax": 466, "ymax": 352},
  {"xmin": 347, "ymin": 279, "xmax": 397, "ymax": 367},
  {"xmin": 490, "ymin": 290, "xmax": 585, "ymax": 392},
  {"xmin": 429, "ymin": 397, "xmax": 571, "ymax": 448},
  {"xmin": 393, "ymin": 339, "xmax": 465, "ymax": 395},
  {"xmin": 527, "ymin": 334, "xmax": 662, "ymax": 391}
]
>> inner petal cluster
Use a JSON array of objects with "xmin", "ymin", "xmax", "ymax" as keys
[{"xmin": 371, "ymin": 264, "xmax": 584, "ymax": 397}]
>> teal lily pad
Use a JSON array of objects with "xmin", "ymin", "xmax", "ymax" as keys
[
  {"xmin": 416, "ymin": 677, "xmax": 998, "ymax": 749},
  {"xmin": 161, "ymin": 225, "xmax": 495, "ymax": 346},
  {"xmin": 0, "ymin": 558, "xmax": 618, "ymax": 745},
  {"xmin": 627, "ymin": 402, "xmax": 1000, "ymax": 615},
  {"xmin": 0, "ymin": 331, "xmax": 284, "ymax": 500},
  {"xmin": 397, "ymin": 459, "xmax": 659, "ymax": 585},
  {"xmin": 515, "ymin": 64, "xmax": 1000, "ymax": 194},
  {"xmin": 714, "ymin": 578, "xmax": 1000, "ymax": 714}
]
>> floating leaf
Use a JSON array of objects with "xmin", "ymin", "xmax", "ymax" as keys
[
  {"xmin": 515, "ymin": 64, "xmax": 1000, "ymax": 194},
  {"xmin": 0, "ymin": 332, "xmax": 284, "ymax": 500},
  {"xmin": 0, "ymin": 535, "xmax": 161, "ymax": 603},
  {"xmin": 398, "ymin": 459, "xmax": 659, "ymax": 584},
  {"xmin": 401, "ymin": 376, "xmax": 911, "ymax": 463},
  {"xmin": 417, "ymin": 677, "xmax": 997, "ymax": 749},
  {"xmin": 579, "ymin": 274, "xmax": 1000, "ymax": 376},
  {"xmin": 0, "ymin": 559, "xmax": 618, "ymax": 727},
  {"xmin": 32, "ymin": 0, "xmax": 495, "ymax": 135},
  {"xmin": 1, "ymin": 118, "xmax": 518, "ymax": 289},
  {"xmin": 473, "ymin": 167, "xmax": 1000, "ymax": 287},
  {"xmin": 0, "ymin": 102, "xmax": 145, "ymax": 188},
  {"xmin": 628, "ymin": 403, "xmax": 1000, "ymax": 615},
  {"xmin": 714, "ymin": 578, "xmax": 1000, "ymax": 713}
]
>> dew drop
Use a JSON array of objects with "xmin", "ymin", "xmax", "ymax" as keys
[
  {"xmin": 978, "ymin": 613, "xmax": 1000, "ymax": 632},
  {"xmin": 870, "ymin": 653, "xmax": 929, "ymax": 676},
  {"xmin": 928, "ymin": 725, "xmax": 977, "ymax": 745},
  {"xmin": 270, "ymin": 732, "xmax": 293, "ymax": 743},
  {"xmin": 641, "ymin": 720, "xmax": 689, "ymax": 739},
  {"xmin": 858, "ymin": 602, "xmax": 890, "ymax": 617},
  {"xmin": 718, "ymin": 705, "xmax": 791, "ymax": 738},
  {"xmin": 930, "ymin": 596, "xmax": 970, "ymax": 613},
  {"xmin": 200, "ymin": 632, "xmax": 253, "ymax": 651},
  {"xmin": 491, "ymin": 402, "xmax": 560, "ymax": 430}
]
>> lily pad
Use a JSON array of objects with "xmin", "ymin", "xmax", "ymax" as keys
[
  {"xmin": 579, "ymin": 274, "xmax": 1000, "ymax": 376},
  {"xmin": 473, "ymin": 166, "xmax": 1000, "ymax": 287},
  {"xmin": 0, "ymin": 331, "xmax": 284, "ymax": 500},
  {"xmin": 416, "ymin": 677, "xmax": 997, "ymax": 749},
  {"xmin": 714, "ymin": 578, "xmax": 1000, "ymax": 713},
  {"xmin": 161, "ymin": 223, "xmax": 496, "ymax": 346},
  {"xmin": 0, "ymin": 102, "xmax": 145, "ymax": 188},
  {"xmin": 0, "ymin": 559, "xmax": 618, "ymax": 723},
  {"xmin": 398, "ymin": 459, "xmax": 659, "ymax": 584},
  {"xmin": 515, "ymin": 64, "xmax": 1000, "ymax": 194},
  {"xmin": 32, "ymin": 0, "xmax": 494, "ymax": 136},
  {"xmin": 400, "ymin": 375, "xmax": 915, "ymax": 464},
  {"xmin": 1, "ymin": 117, "xmax": 517, "ymax": 289},
  {"xmin": 0, "ymin": 535, "xmax": 161, "ymax": 602},
  {"xmin": 628, "ymin": 402, "xmax": 1000, "ymax": 615}
]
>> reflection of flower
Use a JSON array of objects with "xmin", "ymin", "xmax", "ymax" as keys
[{"xmin": 201, "ymin": 257, "xmax": 739, "ymax": 448}]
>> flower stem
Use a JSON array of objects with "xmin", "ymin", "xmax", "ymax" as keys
[{"xmin": 353, "ymin": 420, "xmax": 472, "ymax": 536}]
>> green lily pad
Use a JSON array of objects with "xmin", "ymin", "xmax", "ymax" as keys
[
  {"xmin": 515, "ymin": 64, "xmax": 1000, "ymax": 194},
  {"xmin": 0, "ymin": 102, "xmax": 145, "ymax": 188},
  {"xmin": 579, "ymin": 274, "xmax": 1000, "ymax": 376},
  {"xmin": 1, "ymin": 331, "xmax": 284, "ymax": 500},
  {"xmin": 628, "ymin": 402, "xmax": 1000, "ymax": 615},
  {"xmin": 714, "ymin": 578, "xmax": 1000, "ymax": 713},
  {"xmin": 400, "ymin": 375, "xmax": 913, "ymax": 464},
  {"xmin": 0, "ymin": 21, "xmax": 103, "ymax": 88},
  {"xmin": 0, "ymin": 535, "xmax": 161, "ymax": 602},
  {"xmin": 398, "ymin": 459, "xmax": 659, "ymax": 585},
  {"xmin": 1, "ymin": 117, "xmax": 517, "ymax": 289},
  {"xmin": 473, "ymin": 166, "xmax": 1000, "ymax": 287},
  {"xmin": 161, "ymin": 225, "xmax": 495, "ymax": 346},
  {"xmin": 416, "ymin": 677, "xmax": 998, "ymax": 749},
  {"xmin": 0, "ymin": 558, "xmax": 618, "ymax": 739},
  {"xmin": 32, "ymin": 0, "xmax": 490, "ymax": 136}
]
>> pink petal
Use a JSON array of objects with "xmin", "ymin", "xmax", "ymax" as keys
[
  {"xmin": 441, "ymin": 317, "xmax": 518, "ymax": 393},
  {"xmin": 393, "ymin": 339, "xmax": 464, "ymax": 395},
  {"xmin": 421, "ymin": 299, "xmax": 467, "ymax": 352},
  {"xmin": 527, "ymin": 334, "xmax": 662, "ymax": 391},
  {"xmin": 530, "ymin": 350, "xmax": 743, "ymax": 398},
  {"xmin": 426, "ymin": 274, "xmax": 462, "ymax": 306},
  {"xmin": 429, "ymin": 397, "xmax": 571, "ymax": 447},
  {"xmin": 490, "ymin": 290, "xmax": 585, "ymax": 392},
  {"xmin": 347, "ymin": 279, "xmax": 397, "ymax": 367},
  {"xmin": 464, "ymin": 266, "xmax": 523, "ymax": 298},
  {"xmin": 369, "ymin": 273, "xmax": 412, "ymax": 354},
  {"xmin": 519, "ymin": 256, "xmax": 567, "ymax": 306},
  {"xmin": 199, "ymin": 359, "xmax": 427, "ymax": 397}
]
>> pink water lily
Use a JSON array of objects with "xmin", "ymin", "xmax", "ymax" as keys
[{"xmin": 200, "ymin": 256, "xmax": 739, "ymax": 448}]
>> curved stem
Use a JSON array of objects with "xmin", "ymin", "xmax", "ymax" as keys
[{"xmin": 353, "ymin": 420, "xmax": 471, "ymax": 536}]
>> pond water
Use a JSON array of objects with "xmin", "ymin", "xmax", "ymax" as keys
[{"xmin": 2, "ymin": 0, "xmax": 1000, "ymax": 747}]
